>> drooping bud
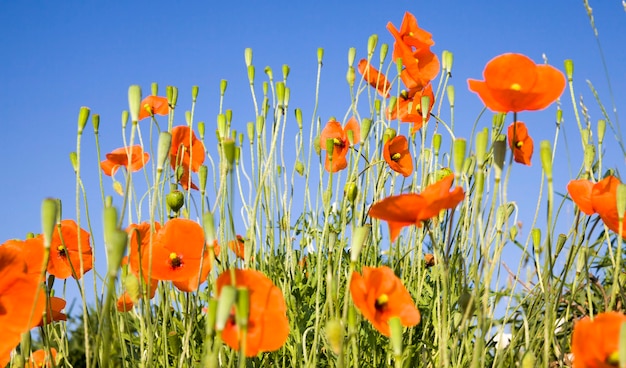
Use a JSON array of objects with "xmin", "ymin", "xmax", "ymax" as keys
[
  {"xmin": 282, "ymin": 64, "xmax": 290, "ymax": 81},
  {"xmin": 295, "ymin": 161, "xmax": 305, "ymax": 176},
  {"xmin": 69, "ymin": 152, "xmax": 78, "ymax": 173},
  {"xmin": 344, "ymin": 182, "xmax": 358, "ymax": 204}
]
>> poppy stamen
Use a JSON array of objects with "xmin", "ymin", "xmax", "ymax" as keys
[
  {"xmin": 57, "ymin": 245, "xmax": 67, "ymax": 257},
  {"xmin": 516, "ymin": 141, "xmax": 523, "ymax": 148},
  {"xmin": 606, "ymin": 351, "xmax": 620, "ymax": 366},
  {"xmin": 510, "ymin": 83, "xmax": 521, "ymax": 91},
  {"xmin": 391, "ymin": 153, "xmax": 402, "ymax": 161},
  {"xmin": 169, "ymin": 252, "xmax": 183, "ymax": 269},
  {"xmin": 375, "ymin": 294, "xmax": 389, "ymax": 312}
]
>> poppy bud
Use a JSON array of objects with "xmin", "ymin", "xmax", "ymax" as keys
[
  {"xmin": 388, "ymin": 316, "xmax": 403, "ymax": 356},
  {"xmin": 77, "ymin": 106, "xmax": 90, "ymax": 135},
  {"xmin": 220, "ymin": 79, "xmax": 228, "ymax": 96},
  {"xmin": 564, "ymin": 59, "xmax": 574, "ymax": 82},
  {"xmin": 432, "ymin": 133, "xmax": 442, "ymax": 156},
  {"xmin": 192, "ymin": 85, "xmax": 199, "ymax": 103},
  {"xmin": 374, "ymin": 99, "xmax": 381, "ymax": 115},
  {"xmin": 463, "ymin": 155, "xmax": 476, "ymax": 178},
  {"xmin": 521, "ymin": 351, "xmax": 536, "ymax": 368},
  {"xmin": 325, "ymin": 318, "xmax": 344, "ymax": 355},
  {"xmin": 361, "ymin": 118, "xmax": 372, "ymax": 142},
  {"xmin": 128, "ymin": 85, "xmax": 141, "ymax": 122},
  {"xmin": 458, "ymin": 291, "xmax": 475, "ymax": 317},
  {"xmin": 235, "ymin": 287, "xmax": 250, "ymax": 329},
  {"xmin": 247, "ymin": 122, "xmax": 255, "ymax": 143},
  {"xmin": 276, "ymin": 82, "xmax": 285, "ymax": 106},
  {"xmin": 493, "ymin": 134, "xmax": 506, "ymax": 181},
  {"xmin": 383, "ymin": 128, "xmax": 396, "ymax": 144},
  {"xmin": 380, "ymin": 43, "xmax": 388, "ymax": 64},
  {"xmin": 434, "ymin": 167, "xmax": 453, "ymax": 183},
  {"xmin": 583, "ymin": 144, "xmax": 595, "ymax": 174},
  {"xmin": 420, "ymin": 95, "xmax": 431, "ymax": 121},
  {"xmin": 531, "ymin": 228, "xmax": 542, "ymax": 254},
  {"xmin": 106, "ymin": 229, "xmax": 127, "ymax": 276},
  {"xmin": 347, "ymin": 47, "xmax": 356, "ymax": 66},
  {"xmin": 367, "ymin": 34, "xmax": 378, "ymax": 58},
  {"xmin": 446, "ymin": 85, "xmax": 455, "ymax": 108},
  {"xmin": 284, "ymin": 87, "xmax": 291, "ymax": 108},
  {"xmin": 313, "ymin": 136, "xmax": 321, "ymax": 156},
  {"xmin": 41, "ymin": 198, "xmax": 59, "ymax": 249},
  {"xmin": 317, "ymin": 48, "xmax": 324, "ymax": 64},
  {"xmin": 556, "ymin": 233, "xmax": 567, "ymax": 254},
  {"xmin": 344, "ymin": 182, "xmax": 358, "ymax": 204},
  {"xmin": 476, "ymin": 128, "xmax": 489, "ymax": 167},
  {"xmin": 185, "ymin": 111, "xmax": 191, "ymax": 125},
  {"xmin": 453, "ymin": 138, "xmax": 466, "ymax": 178},
  {"xmin": 256, "ymin": 116, "xmax": 265, "ymax": 135},
  {"xmin": 597, "ymin": 119, "xmax": 606, "ymax": 145},
  {"xmin": 617, "ymin": 184, "xmax": 626, "ymax": 223},
  {"xmin": 556, "ymin": 109, "xmax": 563, "ymax": 127},
  {"xmin": 150, "ymin": 82, "xmax": 158, "ymax": 96},
  {"xmin": 496, "ymin": 203, "xmax": 514, "ymax": 231},
  {"xmin": 295, "ymin": 108, "xmax": 303, "ymax": 130},
  {"xmin": 105, "ymin": 195, "xmax": 113, "ymax": 208},
  {"xmin": 157, "ymin": 132, "xmax": 172, "ymax": 172},
  {"xmin": 170, "ymin": 86, "xmax": 178, "ymax": 109},
  {"xmin": 204, "ymin": 298, "xmax": 218, "ymax": 336},
  {"xmin": 350, "ymin": 225, "xmax": 370, "ymax": 263},
  {"xmin": 92, "ymin": 114, "xmax": 100, "ymax": 134},
  {"xmin": 197, "ymin": 121, "xmax": 205, "ymax": 141},
  {"xmin": 509, "ymin": 225, "xmax": 518, "ymax": 241},
  {"xmin": 166, "ymin": 85, "xmax": 174, "ymax": 104},
  {"xmin": 395, "ymin": 57, "xmax": 402, "ymax": 75},
  {"xmin": 215, "ymin": 286, "xmax": 237, "ymax": 332},
  {"xmin": 244, "ymin": 47, "xmax": 253, "ymax": 68},
  {"xmin": 247, "ymin": 65, "xmax": 255, "ymax": 85},
  {"xmin": 166, "ymin": 190, "xmax": 185, "ymax": 213},
  {"xmin": 388, "ymin": 96, "xmax": 398, "ymax": 116},
  {"xmin": 539, "ymin": 141, "xmax": 553, "ymax": 180},
  {"xmin": 346, "ymin": 66, "xmax": 356, "ymax": 87},
  {"xmin": 444, "ymin": 50, "xmax": 454, "ymax": 74},
  {"xmin": 217, "ymin": 114, "xmax": 227, "ymax": 139},
  {"xmin": 282, "ymin": 64, "xmax": 290, "ymax": 80},
  {"xmin": 325, "ymin": 138, "xmax": 335, "ymax": 156},
  {"xmin": 238, "ymin": 132, "xmax": 244, "ymax": 147},
  {"xmin": 199, "ymin": 165, "xmax": 208, "ymax": 193},
  {"xmin": 290, "ymin": 162, "xmax": 303, "ymax": 178},
  {"xmin": 203, "ymin": 211, "xmax": 217, "ymax": 245},
  {"xmin": 69, "ymin": 152, "xmax": 78, "ymax": 173}
]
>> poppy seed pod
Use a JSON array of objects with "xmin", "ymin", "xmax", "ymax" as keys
[{"xmin": 166, "ymin": 190, "xmax": 185, "ymax": 213}]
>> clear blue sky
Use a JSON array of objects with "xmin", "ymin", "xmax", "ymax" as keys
[{"xmin": 1, "ymin": 1, "xmax": 624, "ymax": 305}]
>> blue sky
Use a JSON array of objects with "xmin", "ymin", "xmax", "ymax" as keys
[{"xmin": 1, "ymin": 1, "xmax": 625, "ymax": 305}]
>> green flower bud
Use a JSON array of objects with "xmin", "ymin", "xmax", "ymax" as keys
[
  {"xmin": 350, "ymin": 225, "xmax": 370, "ymax": 263},
  {"xmin": 77, "ymin": 106, "xmax": 90, "ymax": 134},
  {"xmin": 295, "ymin": 108, "xmax": 303, "ymax": 130},
  {"xmin": 166, "ymin": 85, "xmax": 174, "ymax": 104},
  {"xmin": 434, "ymin": 167, "xmax": 453, "ymax": 182},
  {"xmin": 276, "ymin": 82, "xmax": 285, "ymax": 105},
  {"xmin": 584, "ymin": 144, "xmax": 595, "ymax": 173},
  {"xmin": 295, "ymin": 161, "xmax": 305, "ymax": 176},
  {"xmin": 556, "ymin": 109, "xmax": 563, "ymax": 127},
  {"xmin": 204, "ymin": 298, "xmax": 218, "ymax": 336},
  {"xmin": 156, "ymin": 132, "xmax": 172, "ymax": 172},
  {"xmin": 493, "ymin": 134, "xmax": 506, "ymax": 180},
  {"xmin": 597, "ymin": 119, "xmax": 606, "ymax": 145},
  {"xmin": 347, "ymin": 47, "xmax": 356, "ymax": 66},
  {"xmin": 617, "ymin": 183, "xmax": 626, "ymax": 222},
  {"xmin": 220, "ymin": 79, "xmax": 227, "ymax": 96},
  {"xmin": 313, "ymin": 136, "xmax": 321, "ymax": 156},
  {"xmin": 564, "ymin": 59, "xmax": 574, "ymax": 82},
  {"xmin": 282, "ymin": 64, "xmax": 290, "ymax": 81},
  {"xmin": 509, "ymin": 225, "xmax": 518, "ymax": 240},
  {"xmin": 247, "ymin": 65, "xmax": 255, "ymax": 85},
  {"xmin": 367, "ymin": 34, "xmax": 378, "ymax": 57},
  {"xmin": 325, "ymin": 318, "xmax": 344, "ymax": 355},
  {"xmin": 166, "ymin": 190, "xmax": 185, "ymax": 213},
  {"xmin": 235, "ymin": 287, "xmax": 250, "ymax": 329},
  {"xmin": 344, "ymin": 182, "xmax": 358, "ymax": 204},
  {"xmin": 346, "ymin": 66, "xmax": 355, "ymax": 87},
  {"xmin": 453, "ymin": 138, "xmax": 466, "ymax": 177},
  {"xmin": 170, "ymin": 86, "xmax": 178, "ymax": 108},
  {"xmin": 203, "ymin": 211, "xmax": 216, "ymax": 244},
  {"xmin": 41, "ymin": 198, "xmax": 59, "ymax": 249},
  {"xmin": 185, "ymin": 110, "xmax": 191, "ymax": 125},
  {"xmin": 192, "ymin": 85, "xmax": 199, "ymax": 103},
  {"xmin": 374, "ymin": 99, "xmax": 381, "ymax": 115},
  {"xmin": 556, "ymin": 233, "xmax": 567, "ymax": 254},
  {"xmin": 222, "ymin": 139, "xmax": 236, "ymax": 168},
  {"xmin": 421, "ymin": 95, "xmax": 431, "ymax": 121},
  {"xmin": 388, "ymin": 316, "xmax": 403, "ymax": 356},
  {"xmin": 197, "ymin": 121, "xmax": 205, "ymax": 140},
  {"xmin": 199, "ymin": 165, "xmax": 208, "ymax": 193},
  {"xmin": 217, "ymin": 114, "xmax": 227, "ymax": 139},
  {"xmin": 247, "ymin": 122, "xmax": 255, "ymax": 143},
  {"xmin": 317, "ymin": 48, "xmax": 324, "ymax": 64},
  {"xmin": 380, "ymin": 43, "xmax": 388, "ymax": 64},
  {"xmin": 244, "ymin": 48, "xmax": 253, "ymax": 67},
  {"xmin": 92, "ymin": 114, "xmax": 100, "ymax": 134},
  {"xmin": 361, "ymin": 118, "xmax": 372, "ymax": 142},
  {"xmin": 540, "ymin": 140, "xmax": 553, "ymax": 180},
  {"xmin": 475, "ymin": 128, "xmax": 489, "ymax": 167},
  {"xmin": 531, "ymin": 228, "xmax": 542, "ymax": 253},
  {"xmin": 69, "ymin": 152, "xmax": 78, "ymax": 173},
  {"xmin": 521, "ymin": 351, "xmax": 536, "ymax": 368},
  {"xmin": 215, "ymin": 286, "xmax": 237, "ymax": 331},
  {"xmin": 284, "ymin": 87, "xmax": 290, "ymax": 107},
  {"xmin": 128, "ymin": 85, "xmax": 141, "ymax": 122},
  {"xmin": 446, "ymin": 85, "xmax": 455, "ymax": 107},
  {"xmin": 151, "ymin": 82, "xmax": 158, "ymax": 96},
  {"xmin": 383, "ymin": 128, "xmax": 396, "ymax": 144},
  {"xmin": 444, "ymin": 50, "xmax": 453, "ymax": 74},
  {"xmin": 463, "ymin": 155, "xmax": 476, "ymax": 178}
]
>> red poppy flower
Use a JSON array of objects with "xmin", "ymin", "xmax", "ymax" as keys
[
  {"xmin": 0, "ymin": 246, "xmax": 46, "ymax": 367},
  {"xmin": 228, "ymin": 235, "xmax": 246, "ymax": 260},
  {"xmin": 383, "ymin": 135, "xmax": 413, "ymax": 177},
  {"xmin": 350, "ymin": 266, "xmax": 420, "ymax": 337},
  {"xmin": 27, "ymin": 348, "xmax": 58, "ymax": 368},
  {"xmin": 122, "ymin": 224, "xmax": 161, "ymax": 309},
  {"xmin": 216, "ymin": 268, "xmax": 289, "ymax": 356},
  {"xmin": 387, "ymin": 12, "xmax": 439, "ymax": 91},
  {"xmin": 2, "ymin": 237, "xmax": 46, "ymax": 281},
  {"xmin": 138, "ymin": 95, "xmax": 169, "ymax": 121},
  {"xmin": 468, "ymin": 53, "xmax": 566, "ymax": 113},
  {"xmin": 571, "ymin": 311, "xmax": 626, "ymax": 368},
  {"xmin": 567, "ymin": 175, "xmax": 626, "ymax": 239},
  {"xmin": 369, "ymin": 174, "xmax": 465, "ymax": 241},
  {"xmin": 507, "ymin": 122, "xmax": 534, "ymax": 166},
  {"xmin": 37, "ymin": 296, "xmax": 67, "ymax": 326},
  {"xmin": 147, "ymin": 219, "xmax": 213, "ymax": 289},
  {"xmin": 319, "ymin": 117, "xmax": 360, "ymax": 173},
  {"xmin": 358, "ymin": 59, "xmax": 391, "ymax": 98},
  {"xmin": 170, "ymin": 126, "xmax": 205, "ymax": 190},
  {"xmin": 46, "ymin": 219, "xmax": 93, "ymax": 280},
  {"xmin": 100, "ymin": 145, "xmax": 150, "ymax": 176},
  {"xmin": 387, "ymin": 84, "xmax": 434, "ymax": 132}
]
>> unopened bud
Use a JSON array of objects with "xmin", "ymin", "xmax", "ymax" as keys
[
  {"xmin": 77, "ymin": 106, "xmax": 90, "ymax": 134},
  {"xmin": 128, "ymin": 85, "xmax": 141, "ymax": 122},
  {"xmin": 564, "ymin": 59, "xmax": 574, "ymax": 82},
  {"xmin": 325, "ymin": 318, "xmax": 344, "ymax": 355},
  {"xmin": 453, "ymin": 138, "xmax": 466, "ymax": 177}
]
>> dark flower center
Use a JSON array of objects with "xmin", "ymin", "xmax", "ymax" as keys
[
  {"xmin": 57, "ymin": 245, "xmax": 67, "ymax": 257},
  {"xmin": 168, "ymin": 252, "xmax": 183, "ymax": 269},
  {"xmin": 375, "ymin": 294, "xmax": 389, "ymax": 312}
]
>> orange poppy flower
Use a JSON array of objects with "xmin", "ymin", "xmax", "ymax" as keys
[
  {"xmin": 138, "ymin": 95, "xmax": 169, "ymax": 121},
  {"xmin": 383, "ymin": 135, "xmax": 413, "ymax": 177},
  {"xmin": 369, "ymin": 174, "xmax": 465, "ymax": 241},
  {"xmin": 228, "ymin": 235, "xmax": 246, "ymax": 260},
  {"xmin": 2, "ymin": 237, "xmax": 46, "ymax": 281},
  {"xmin": 216, "ymin": 268, "xmax": 289, "ymax": 356},
  {"xmin": 147, "ymin": 219, "xmax": 213, "ymax": 287},
  {"xmin": 350, "ymin": 266, "xmax": 420, "ymax": 337},
  {"xmin": 507, "ymin": 122, "xmax": 534, "ymax": 166},
  {"xmin": 170, "ymin": 126, "xmax": 205, "ymax": 190},
  {"xmin": 100, "ymin": 145, "xmax": 150, "ymax": 176},
  {"xmin": 468, "ymin": 53, "xmax": 566, "ymax": 113},
  {"xmin": 46, "ymin": 219, "xmax": 93, "ymax": 280},
  {"xmin": 387, "ymin": 84, "xmax": 434, "ymax": 132},
  {"xmin": 37, "ymin": 296, "xmax": 67, "ymax": 326},
  {"xmin": 567, "ymin": 175, "xmax": 626, "ymax": 239},
  {"xmin": 358, "ymin": 59, "xmax": 391, "ymax": 98},
  {"xmin": 571, "ymin": 311, "xmax": 626, "ymax": 368},
  {"xmin": 319, "ymin": 117, "xmax": 360, "ymax": 173},
  {"xmin": 0, "ymin": 246, "xmax": 46, "ymax": 367},
  {"xmin": 387, "ymin": 12, "xmax": 439, "ymax": 91},
  {"xmin": 27, "ymin": 348, "xmax": 58, "ymax": 368}
]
